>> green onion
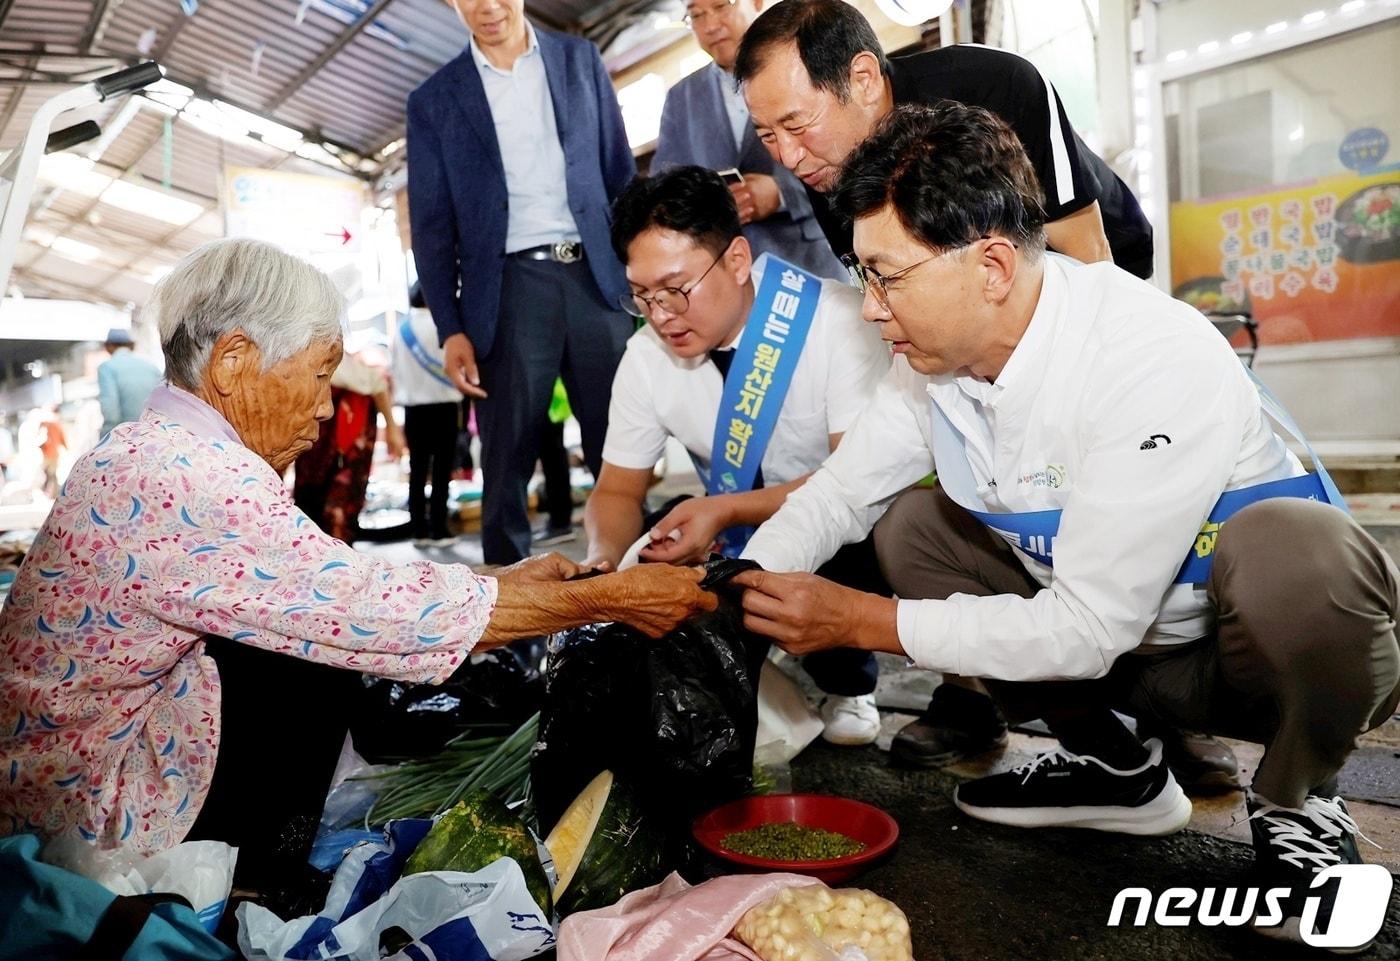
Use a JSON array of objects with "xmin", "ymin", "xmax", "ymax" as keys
[{"xmin": 359, "ymin": 713, "xmax": 538, "ymax": 826}]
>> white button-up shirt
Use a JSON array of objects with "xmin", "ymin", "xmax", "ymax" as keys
[
  {"xmin": 601, "ymin": 256, "xmax": 891, "ymax": 485},
  {"xmin": 744, "ymin": 256, "xmax": 1303, "ymax": 682},
  {"xmin": 469, "ymin": 24, "xmax": 580, "ymax": 253},
  {"xmin": 716, "ymin": 67, "xmax": 750, "ymax": 152}
]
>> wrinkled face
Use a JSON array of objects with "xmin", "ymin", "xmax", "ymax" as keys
[
  {"xmin": 744, "ymin": 42, "xmax": 875, "ymax": 193},
  {"xmin": 217, "ymin": 336, "xmax": 341, "ymax": 474},
  {"xmin": 852, "ymin": 205, "xmax": 987, "ymax": 377},
  {"xmin": 686, "ymin": 0, "xmax": 760, "ymax": 72},
  {"xmin": 450, "ymin": 0, "xmax": 527, "ymax": 50},
  {"xmin": 625, "ymin": 228, "xmax": 751, "ymax": 359}
]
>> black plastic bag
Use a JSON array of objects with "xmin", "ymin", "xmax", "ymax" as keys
[
  {"xmin": 531, "ymin": 557, "xmax": 769, "ymax": 843},
  {"xmin": 349, "ymin": 639, "xmax": 544, "ymax": 763}
]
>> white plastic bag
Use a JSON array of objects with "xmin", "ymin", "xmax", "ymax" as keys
[
  {"xmin": 42, "ymin": 836, "xmax": 237, "ymax": 933},
  {"xmin": 755, "ymin": 658, "xmax": 824, "ymax": 766}
]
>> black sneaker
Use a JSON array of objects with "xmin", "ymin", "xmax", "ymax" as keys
[
  {"xmin": 953, "ymin": 737, "xmax": 1193, "ymax": 835},
  {"xmin": 890, "ymin": 684, "xmax": 1009, "ymax": 769},
  {"xmin": 1248, "ymin": 794, "xmax": 1382, "ymax": 952}
]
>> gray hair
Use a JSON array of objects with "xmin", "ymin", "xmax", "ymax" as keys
[{"xmin": 149, "ymin": 238, "xmax": 345, "ymax": 390}]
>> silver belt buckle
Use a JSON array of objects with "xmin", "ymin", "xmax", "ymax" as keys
[{"xmin": 552, "ymin": 241, "xmax": 581, "ymax": 263}]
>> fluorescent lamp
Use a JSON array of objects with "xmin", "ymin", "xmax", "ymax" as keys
[
  {"xmin": 1197, "ymin": 41, "xmax": 1219, "ymax": 54},
  {"xmin": 101, "ymin": 180, "xmax": 204, "ymax": 226},
  {"xmin": 1265, "ymin": 20, "xmax": 1289, "ymax": 33},
  {"xmin": 1339, "ymin": 0, "xmax": 1365, "ymax": 12},
  {"xmin": 27, "ymin": 227, "xmax": 99, "ymax": 263},
  {"xmin": 873, "ymin": 0, "xmax": 953, "ymax": 27},
  {"xmin": 37, "ymin": 152, "xmax": 111, "ymax": 196},
  {"xmin": 1230, "ymin": 31, "xmax": 1253, "ymax": 44},
  {"xmin": 1301, "ymin": 10, "xmax": 1327, "ymax": 23},
  {"xmin": 142, "ymin": 265, "xmax": 173, "ymax": 286},
  {"xmin": 1165, "ymin": 49, "xmax": 1188, "ymax": 62}
]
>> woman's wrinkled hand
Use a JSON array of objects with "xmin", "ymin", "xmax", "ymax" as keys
[
  {"xmin": 494, "ymin": 552, "xmax": 586, "ymax": 585},
  {"xmin": 594, "ymin": 564, "xmax": 718, "ymax": 638}
]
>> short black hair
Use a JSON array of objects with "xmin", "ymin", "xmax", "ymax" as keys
[
  {"xmin": 733, "ymin": 0, "xmax": 891, "ymax": 101},
  {"xmin": 610, "ymin": 165, "xmax": 741, "ymax": 262},
  {"xmin": 832, "ymin": 102, "xmax": 1047, "ymax": 256}
]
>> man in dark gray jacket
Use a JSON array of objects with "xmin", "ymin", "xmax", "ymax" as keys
[{"xmin": 653, "ymin": 0, "xmax": 843, "ymax": 279}]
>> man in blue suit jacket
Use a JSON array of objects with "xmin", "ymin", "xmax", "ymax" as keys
[
  {"xmin": 408, "ymin": 0, "xmax": 636, "ymax": 563},
  {"xmin": 653, "ymin": 0, "xmax": 842, "ymax": 279}
]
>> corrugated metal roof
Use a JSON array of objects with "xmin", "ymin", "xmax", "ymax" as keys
[
  {"xmin": 1, "ymin": 0, "xmax": 941, "ymax": 309},
  {"xmin": 2, "ymin": 0, "xmax": 93, "ymax": 54},
  {"xmin": 83, "ymin": 0, "xmax": 473, "ymax": 156}
]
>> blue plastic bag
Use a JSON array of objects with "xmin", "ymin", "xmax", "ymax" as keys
[{"xmin": 238, "ymin": 819, "xmax": 555, "ymax": 961}]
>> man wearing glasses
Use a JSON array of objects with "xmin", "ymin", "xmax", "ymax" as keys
[
  {"xmin": 652, "ymin": 0, "xmax": 842, "ymax": 278},
  {"xmin": 582, "ymin": 166, "xmax": 892, "ymax": 745},
  {"xmin": 734, "ymin": 0, "xmax": 1175, "ymax": 775},
  {"xmin": 732, "ymin": 104, "xmax": 1397, "ymax": 947}
]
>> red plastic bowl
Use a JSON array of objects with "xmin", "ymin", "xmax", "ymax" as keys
[{"xmin": 692, "ymin": 793, "xmax": 899, "ymax": 884}]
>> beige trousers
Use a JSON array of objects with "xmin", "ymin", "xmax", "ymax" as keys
[{"xmin": 873, "ymin": 488, "xmax": 1400, "ymax": 806}]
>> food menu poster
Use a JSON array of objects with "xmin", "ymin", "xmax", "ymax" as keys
[{"xmin": 1169, "ymin": 168, "xmax": 1400, "ymax": 343}]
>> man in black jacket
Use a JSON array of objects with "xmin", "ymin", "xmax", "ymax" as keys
[{"xmin": 733, "ymin": 0, "xmax": 1154, "ymax": 279}]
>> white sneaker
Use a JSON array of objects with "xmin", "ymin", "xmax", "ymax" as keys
[
  {"xmin": 820, "ymin": 694, "xmax": 880, "ymax": 746},
  {"xmin": 411, "ymin": 537, "xmax": 431, "ymax": 549},
  {"xmin": 429, "ymin": 535, "xmax": 458, "ymax": 548}
]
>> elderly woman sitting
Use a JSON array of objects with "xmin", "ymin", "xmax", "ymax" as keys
[{"xmin": 0, "ymin": 239, "xmax": 713, "ymax": 896}]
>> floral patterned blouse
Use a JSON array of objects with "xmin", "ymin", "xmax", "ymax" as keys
[{"xmin": 0, "ymin": 386, "xmax": 497, "ymax": 854}]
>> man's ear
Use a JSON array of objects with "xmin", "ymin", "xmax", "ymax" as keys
[
  {"xmin": 727, "ymin": 235, "xmax": 754, "ymax": 284},
  {"xmin": 203, "ymin": 331, "xmax": 257, "ymax": 397},
  {"xmin": 848, "ymin": 51, "xmax": 884, "ymax": 108},
  {"xmin": 981, "ymin": 236, "xmax": 1019, "ymax": 305}
]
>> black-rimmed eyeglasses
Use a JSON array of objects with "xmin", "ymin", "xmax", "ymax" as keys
[
  {"xmin": 619, "ymin": 247, "xmax": 726, "ymax": 318},
  {"xmin": 841, "ymin": 252, "xmax": 940, "ymax": 311}
]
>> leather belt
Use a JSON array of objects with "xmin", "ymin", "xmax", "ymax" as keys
[{"xmin": 510, "ymin": 241, "xmax": 584, "ymax": 263}]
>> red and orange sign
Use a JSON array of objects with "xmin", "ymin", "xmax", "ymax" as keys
[{"xmin": 1169, "ymin": 169, "xmax": 1400, "ymax": 344}]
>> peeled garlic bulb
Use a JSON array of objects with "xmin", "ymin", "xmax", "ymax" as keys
[{"xmin": 733, "ymin": 886, "xmax": 913, "ymax": 961}]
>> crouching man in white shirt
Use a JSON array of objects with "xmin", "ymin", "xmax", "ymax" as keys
[
  {"xmin": 583, "ymin": 165, "xmax": 893, "ymax": 745},
  {"xmin": 734, "ymin": 103, "xmax": 1400, "ymax": 948}
]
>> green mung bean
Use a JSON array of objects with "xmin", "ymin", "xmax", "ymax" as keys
[{"xmin": 720, "ymin": 822, "xmax": 865, "ymax": 861}]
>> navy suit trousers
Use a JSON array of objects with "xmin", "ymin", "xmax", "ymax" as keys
[{"xmin": 476, "ymin": 256, "xmax": 633, "ymax": 564}]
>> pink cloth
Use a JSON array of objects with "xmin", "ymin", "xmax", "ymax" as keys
[
  {"xmin": 0, "ymin": 388, "xmax": 497, "ymax": 854},
  {"xmin": 557, "ymin": 872, "xmax": 824, "ymax": 961}
]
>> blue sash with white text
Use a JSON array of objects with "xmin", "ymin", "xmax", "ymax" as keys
[
  {"xmin": 930, "ymin": 369, "xmax": 1348, "ymax": 585},
  {"xmin": 399, "ymin": 317, "xmax": 455, "ymax": 390},
  {"xmin": 707, "ymin": 256, "xmax": 821, "ymax": 554}
]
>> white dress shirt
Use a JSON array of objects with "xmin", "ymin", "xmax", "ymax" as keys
[
  {"xmin": 716, "ymin": 67, "xmax": 750, "ymax": 153},
  {"xmin": 743, "ymin": 256, "xmax": 1303, "ymax": 682},
  {"xmin": 470, "ymin": 24, "xmax": 580, "ymax": 253},
  {"xmin": 601, "ymin": 255, "xmax": 890, "ymax": 485}
]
